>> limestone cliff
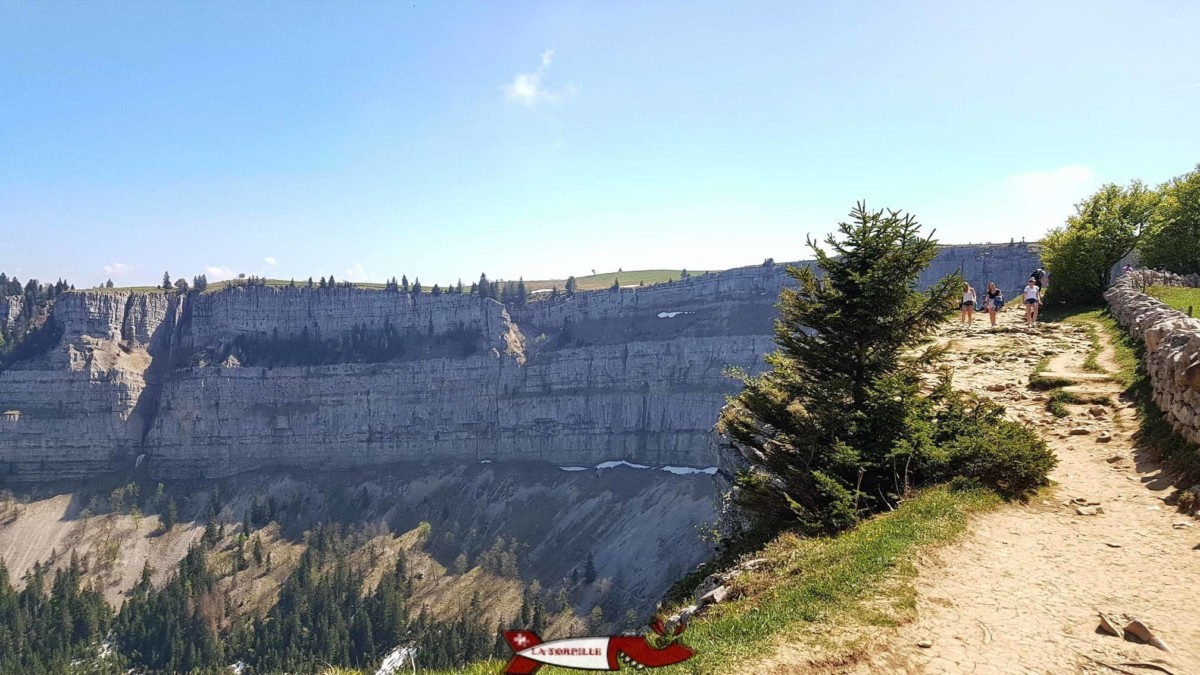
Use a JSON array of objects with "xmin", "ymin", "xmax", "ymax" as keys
[
  {"xmin": 0, "ymin": 244, "xmax": 1040, "ymax": 482},
  {"xmin": 0, "ymin": 296, "xmax": 21, "ymax": 333}
]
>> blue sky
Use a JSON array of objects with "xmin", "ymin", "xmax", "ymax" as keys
[{"xmin": 1, "ymin": 1, "xmax": 1197, "ymax": 288}]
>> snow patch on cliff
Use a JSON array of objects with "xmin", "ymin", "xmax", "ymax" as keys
[{"xmin": 660, "ymin": 466, "xmax": 718, "ymax": 475}]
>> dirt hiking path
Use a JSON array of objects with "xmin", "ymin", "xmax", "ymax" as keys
[{"xmin": 845, "ymin": 310, "xmax": 1200, "ymax": 674}]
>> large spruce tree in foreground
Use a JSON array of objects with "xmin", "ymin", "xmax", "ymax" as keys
[{"xmin": 721, "ymin": 203, "xmax": 960, "ymax": 534}]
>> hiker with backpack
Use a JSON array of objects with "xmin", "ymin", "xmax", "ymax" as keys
[
  {"xmin": 983, "ymin": 281, "xmax": 1003, "ymax": 327},
  {"xmin": 1031, "ymin": 267, "xmax": 1049, "ymax": 300}
]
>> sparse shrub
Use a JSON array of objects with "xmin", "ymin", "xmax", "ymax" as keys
[
  {"xmin": 102, "ymin": 539, "xmax": 121, "ymax": 567},
  {"xmin": 942, "ymin": 421, "xmax": 1055, "ymax": 499}
]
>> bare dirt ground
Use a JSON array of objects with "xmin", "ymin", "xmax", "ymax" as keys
[{"xmin": 836, "ymin": 310, "xmax": 1200, "ymax": 674}]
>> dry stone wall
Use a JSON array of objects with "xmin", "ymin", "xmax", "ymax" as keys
[
  {"xmin": 1105, "ymin": 269, "xmax": 1200, "ymax": 445},
  {"xmin": 0, "ymin": 244, "xmax": 1041, "ymax": 482}
]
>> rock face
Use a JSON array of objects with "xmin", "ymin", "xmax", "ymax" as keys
[
  {"xmin": 1105, "ymin": 269, "xmax": 1200, "ymax": 445},
  {"xmin": 0, "ymin": 244, "xmax": 1040, "ymax": 482},
  {"xmin": 918, "ymin": 242, "xmax": 1042, "ymax": 299},
  {"xmin": 184, "ymin": 285, "xmax": 513, "ymax": 353},
  {"xmin": 0, "ymin": 296, "xmax": 21, "ymax": 333}
]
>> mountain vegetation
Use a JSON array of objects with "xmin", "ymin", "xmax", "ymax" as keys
[
  {"xmin": 0, "ymin": 273, "xmax": 72, "ymax": 370},
  {"xmin": 0, "ymin": 517, "xmax": 517, "ymax": 674},
  {"xmin": 720, "ymin": 203, "xmax": 1055, "ymax": 538},
  {"xmin": 1043, "ymin": 163, "xmax": 1200, "ymax": 305}
]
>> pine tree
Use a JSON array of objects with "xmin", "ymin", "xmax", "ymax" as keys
[
  {"xmin": 307, "ymin": 276, "xmax": 314, "ymax": 289},
  {"xmin": 401, "ymin": 275, "xmax": 409, "ymax": 293},
  {"xmin": 161, "ymin": 499, "xmax": 177, "ymax": 532},
  {"xmin": 583, "ymin": 553, "xmax": 596, "ymax": 583},
  {"xmin": 319, "ymin": 276, "xmax": 327, "ymax": 289},
  {"xmin": 162, "ymin": 271, "xmax": 172, "ymax": 291},
  {"xmin": 105, "ymin": 278, "xmax": 115, "ymax": 288},
  {"xmin": 610, "ymin": 278, "xmax": 620, "ymax": 291},
  {"xmin": 721, "ymin": 203, "xmax": 959, "ymax": 535},
  {"xmin": 516, "ymin": 278, "xmax": 527, "ymax": 304},
  {"xmin": 411, "ymin": 278, "xmax": 422, "ymax": 295},
  {"xmin": 565, "ymin": 276, "xmax": 576, "ymax": 296}
]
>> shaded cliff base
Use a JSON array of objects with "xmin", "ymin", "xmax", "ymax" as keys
[{"xmin": 0, "ymin": 459, "xmax": 717, "ymax": 634}]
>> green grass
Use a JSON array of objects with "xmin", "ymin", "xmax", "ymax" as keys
[
  {"xmin": 420, "ymin": 486, "xmax": 998, "ymax": 675},
  {"xmin": 1042, "ymin": 389, "xmax": 1111, "ymax": 418},
  {"xmin": 524, "ymin": 269, "xmax": 712, "ymax": 293},
  {"xmin": 1060, "ymin": 309, "xmax": 1136, "ymax": 388},
  {"xmin": 1028, "ymin": 356, "xmax": 1072, "ymax": 391},
  {"xmin": 1080, "ymin": 308, "xmax": 1200, "ymax": 481},
  {"xmin": 1147, "ymin": 285, "xmax": 1200, "ymax": 316},
  {"xmin": 1045, "ymin": 390, "xmax": 1078, "ymax": 418}
]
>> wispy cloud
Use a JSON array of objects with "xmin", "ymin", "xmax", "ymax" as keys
[
  {"xmin": 503, "ymin": 49, "xmax": 573, "ymax": 107},
  {"xmin": 204, "ymin": 265, "xmax": 236, "ymax": 280},
  {"xmin": 103, "ymin": 262, "xmax": 134, "ymax": 276},
  {"xmin": 1168, "ymin": 82, "xmax": 1200, "ymax": 91},
  {"xmin": 343, "ymin": 263, "xmax": 368, "ymax": 281},
  {"xmin": 264, "ymin": 256, "xmax": 277, "ymax": 266}
]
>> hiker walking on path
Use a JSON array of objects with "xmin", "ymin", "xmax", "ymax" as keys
[
  {"xmin": 1023, "ymin": 277, "xmax": 1041, "ymax": 326},
  {"xmin": 960, "ymin": 283, "xmax": 977, "ymax": 328},
  {"xmin": 983, "ymin": 282, "xmax": 1003, "ymax": 327},
  {"xmin": 1031, "ymin": 267, "xmax": 1049, "ymax": 300}
]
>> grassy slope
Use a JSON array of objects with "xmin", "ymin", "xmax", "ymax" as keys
[
  {"xmin": 524, "ymin": 270, "xmax": 709, "ymax": 293},
  {"xmin": 418, "ymin": 486, "xmax": 998, "ymax": 675},
  {"xmin": 1147, "ymin": 285, "xmax": 1200, "ymax": 316}
]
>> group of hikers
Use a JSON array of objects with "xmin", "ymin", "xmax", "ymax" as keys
[{"xmin": 958, "ymin": 267, "xmax": 1049, "ymax": 328}]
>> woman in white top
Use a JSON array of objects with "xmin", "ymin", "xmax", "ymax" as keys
[
  {"xmin": 959, "ymin": 283, "xmax": 977, "ymax": 327},
  {"xmin": 1023, "ymin": 278, "xmax": 1041, "ymax": 326}
]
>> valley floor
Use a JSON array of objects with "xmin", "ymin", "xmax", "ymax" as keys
[{"xmin": 829, "ymin": 309, "xmax": 1200, "ymax": 674}]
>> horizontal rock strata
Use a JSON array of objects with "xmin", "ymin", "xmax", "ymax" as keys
[{"xmin": 0, "ymin": 244, "xmax": 1041, "ymax": 482}]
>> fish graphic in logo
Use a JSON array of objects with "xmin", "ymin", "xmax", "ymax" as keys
[{"xmin": 501, "ymin": 620, "xmax": 693, "ymax": 673}]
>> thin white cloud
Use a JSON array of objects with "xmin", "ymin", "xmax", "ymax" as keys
[
  {"xmin": 103, "ymin": 262, "xmax": 134, "ymax": 276},
  {"xmin": 503, "ymin": 49, "xmax": 571, "ymax": 107},
  {"xmin": 343, "ymin": 263, "xmax": 368, "ymax": 281},
  {"xmin": 919, "ymin": 164, "xmax": 1101, "ymax": 242},
  {"xmin": 264, "ymin": 256, "xmax": 277, "ymax": 266},
  {"xmin": 204, "ymin": 266, "xmax": 236, "ymax": 281},
  {"xmin": 1005, "ymin": 164, "xmax": 1098, "ymax": 227},
  {"xmin": 1168, "ymin": 82, "xmax": 1200, "ymax": 90}
]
